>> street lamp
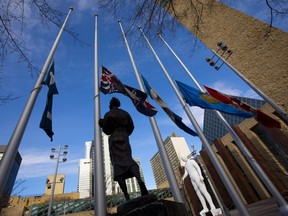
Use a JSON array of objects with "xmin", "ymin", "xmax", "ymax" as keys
[
  {"xmin": 47, "ymin": 144, "xmax": 68, "ymax": 216},
  {"xmin": 206, "ymin": 41, "xmax": 233, "ymax": 71}
]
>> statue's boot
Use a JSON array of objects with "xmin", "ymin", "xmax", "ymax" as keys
[{"xmin": 140, "ymin": 182, "xmax": 149, "ymax": 196}]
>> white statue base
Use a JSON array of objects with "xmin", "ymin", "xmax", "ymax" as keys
[
  {"xmin": 199, "ymin": 207, "xmax": 222, "ymax": 216},
  {"xmin": 211, "ymin": 208, "xmax": 222, "ymax": 216}
]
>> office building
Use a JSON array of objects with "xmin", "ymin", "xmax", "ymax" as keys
[
  {"xmin": 78, "ymin": 158, "xmax": 92, "ymax": 198},
  {"xmin": 150, "ymin": 132, "xmax": 191, "ymax": 188},
  {"xmin": 0, "ymin": 145, "xmax": 22, "ymax": 207},
  {"xmin": 113, "ymin": 158, "xmax": 145, "ymax": 194},
  {"xmin": 78, "ymin": 141, "xmax": 93, "ymax": 198},
  {"xmin": 203, "ymin": 96, "xmax": 266, "ymax": 144}
]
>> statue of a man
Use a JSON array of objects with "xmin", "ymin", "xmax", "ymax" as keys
[
  {"xmin": 181, "ymin": 156, "xmax": 221, "ymax": 216},
  {"xmin": 99, "ymin": 97, "xmax": 148, "ymax": 200}
]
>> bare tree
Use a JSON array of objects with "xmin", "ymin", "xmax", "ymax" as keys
[
  {"xmin": 98, "ymin": 0, "xmax": 208, "ymax": 40},
  {"xmin": 0, "ymin": 179, "xmax": 26, "ymax": 209},
  {"xmin": 99, "ymin": 0, "xmax": 288, "ymax": 42},
  {"xmin": 0, "ymin": 0, "xmax": 87, "ymax": 105},
  {"xmin": 265, "ymin": 0, "xmax": 288, "ymax": 32}
]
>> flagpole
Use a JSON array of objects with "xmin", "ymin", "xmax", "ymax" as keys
[
  {"xmin": 0, "ymin": 7, "xmax": 73, "ymax": 199},
  {"xmin": 118, "ymin": 20, "xmax": 184, "ymax": 203},
  {"xmin": 211, "ymin": 49, "xmax": 288, "ymax": 123},
  {"xmin": 158, "ymin": 33, "xmax": 288, "ymax": 213},
  {"xmin": 94, "ymin": 14, "xmax": 107, "ymax": 216},
  {"xmin": 139, "ymin": 27, "xmax": 249, "ymax": 216}
]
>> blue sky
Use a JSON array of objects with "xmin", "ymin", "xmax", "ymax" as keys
[{"xmin": 0, "ymin": 1, "xmax": 287, "ymax": 196}]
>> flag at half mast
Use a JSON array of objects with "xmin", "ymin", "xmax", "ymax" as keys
[
  {"xmin": 204, "ymin": 85, "xmax": 281, "ymax": 128},
  {"xmin": 142, "ymin": 75, "xmax": 197, "ymax": 136},
  {"xmin": 100, "ymin": 66, "xmax": 157, "ymax": 117},
  {"xmin": 40, "ymin": 60, "xmax": 59, "ymax": 141},
  {"xmin": 175, "ymin": 80, "xmax": 254, "ymax": 118}
]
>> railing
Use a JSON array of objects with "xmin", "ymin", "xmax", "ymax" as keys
[{"xmin": 29, "ymin": 188, "xmax": 172, "ymax": 216}]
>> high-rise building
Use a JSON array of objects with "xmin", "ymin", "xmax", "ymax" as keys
[
  {"xmin": 150, "ymin": 132, "xmax": 191, "ymax": 189},
  {"xmin": 100, "ymin": 134, "xmax": 145, "ymax": 195},
  {"xmin": 78, "ymin": 134, "xmax": 145, "ymax": 197},
  {"xmin": 78, "ymin": 141, "xmax": 93, "ymax": 198},
  {"xmin": 203, "ymin": 96, "xmax": 266, "ymax": 144},
  {"xmin": 113, "ymin": 158, "xmax": 145, "ymax": 194},
  {"xmin": 0, "ymin": 145, "xmax": 22, "ymax": 207},
  {"xmin": 45, "ymin": 174, "xmax": 65, "ymax": 195}
]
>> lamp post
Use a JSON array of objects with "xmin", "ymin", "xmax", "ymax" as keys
[{"xmin": 47, "ymin": 144, "xmax": 68, "ymax": 216}]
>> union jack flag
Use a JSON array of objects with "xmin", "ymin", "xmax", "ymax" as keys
[
  {"xmin": 100, "ymin": 66, "xmax": 125, "ymax": 94},
  {"xmin": 100, "ymin": 66, "xmax": 157, "ymax": 117}
]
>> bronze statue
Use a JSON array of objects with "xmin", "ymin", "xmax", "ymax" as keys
[{"xmin": 99, "ymin": 97, "xmax": 148, "ymax": 200}]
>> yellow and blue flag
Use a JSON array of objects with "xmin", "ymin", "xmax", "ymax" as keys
[{"xmin": 176, "ymin": 80, "xmax": 253, "ymax": 118}]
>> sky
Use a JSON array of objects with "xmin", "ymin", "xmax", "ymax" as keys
[{"xmin": 0, "ymin": 0, "xmax": 287, "ymax": 197}]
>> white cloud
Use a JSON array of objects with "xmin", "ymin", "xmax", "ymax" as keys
[
  {"xmin": 183, "ymin": 107, "xmax": 204, "ymax": 129},
  {"xmin": 17, "ymin": 149, "xmax": 80, "ymax": 179},
  {"xmin": 210, "ymin": 81, "xmax": 242, "ymax": 96}
]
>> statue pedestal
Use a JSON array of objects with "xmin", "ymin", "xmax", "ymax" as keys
[{"xmin": 115, "ymin": 194, "xmax": 189, "ymax": 216}]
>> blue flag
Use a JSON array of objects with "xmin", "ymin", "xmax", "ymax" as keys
[
  {"xmin": 175, "ymin": 80, "xmax": 254, "ymax": 118},
  {"xmin": 142, "ymin": 75, "xmax": 197, "ymax": 136},
  {"xmin": 100, "ymin": 66, "xmax": 157, "ymax": 117},
  {"xmin": 40, "ymin": 61, "xmax": 59, "ymax": 141}
]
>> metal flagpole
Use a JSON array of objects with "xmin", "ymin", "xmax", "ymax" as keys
[
  {"xmin": 158, "ymin": 33, "xmax": 288, "ymax": 213},
  {"xmin": 139, "ymin": 27, "xmax": 249, "ymax": 216},
  {"xmin": 0, "ymin": 7, "xmax": 73, "ymax": 199},
  {"xmin": 118, "ymin": 20, "xmax": 184, "ymax": 203},
  {"xmin": 211, "ymin": 49, "xmax": 288, "ymax": 123},
  {"xmin": 94, "ymin": 14, "xmax": 107, "ymax": 216}
]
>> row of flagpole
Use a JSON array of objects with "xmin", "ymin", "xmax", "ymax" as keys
[
  {"xmin": 137, "ymin": 26, "xmax": 249, "ymax": 215},
  {"xmin": 157, "ymin": 33, "xmax": 288, "ymax": 213},
  {"xmin": 118, "ymin": 20, "xmax": 184, "ymax": 203},
  {"xmin": 115, "ymin": 21, "xmax": 288, "ymax": 215},
  {"xmin": 0, "ymin": 7, "xmax": 73, "ymax": 201},
  {"xmin": 1, "ymin": 9, "xmax": 287, "ymax": 216}
]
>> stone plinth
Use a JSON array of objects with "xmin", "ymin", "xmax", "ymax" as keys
[{"xmin": 113, "ymin": 194, "xmax": 189, "ymax": 216}]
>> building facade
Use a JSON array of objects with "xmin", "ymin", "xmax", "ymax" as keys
[
  {"xmin": 78, "ymin": 158, "xmax": 92, "ymax": 199},
  {"xmin": 78, "ymin": 141, "xmax": 93, "ymax": 198},
  {"xmin": 113, "ymin": 158, "xmax": 145, "ymax": 194},
  {"xmin": 150, "ymin": 132, "xmax": 191, "ymax": 188},
  {"xmin": 0, "ymin": 145, "xmax": 22, "ymax": 208},
  {"xmin": 45, "ymin": 174, "xmax": 65, "ymax": 196},
  {"xmin": 203, "ymin": 96, "xmax": 266, "ymax": 144}
]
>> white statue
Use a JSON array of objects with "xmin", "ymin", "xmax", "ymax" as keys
[{"xmin": 181, "ymin": 155, "xmax": 222, "ymax": 216}]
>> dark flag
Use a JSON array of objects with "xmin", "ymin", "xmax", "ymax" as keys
[
  {"xmin": 175, "ymin": 80, "xmax": 254, "ymax": 118},
  {"xmin": 142, "ymin": 75, "xmax": 197, "ymax": 136},
  {"xmin": 40, "ymin": 61, "xmax": 59, "ymax": 141},
  {"xmin": 100, "ymin": 66, "xmax": 157, "ymax": 117},
  {"xmin": 204, "ymin": 85, "xmax": 281, "ymax": 128}
]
